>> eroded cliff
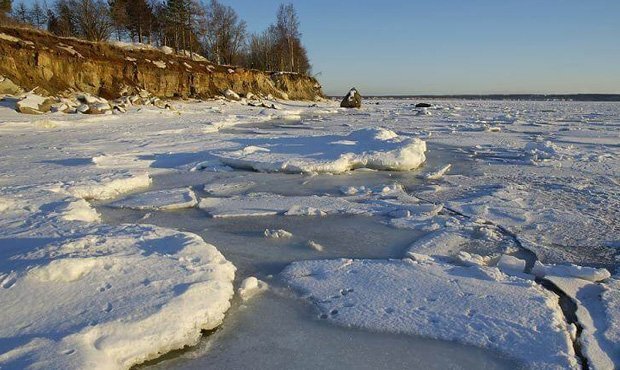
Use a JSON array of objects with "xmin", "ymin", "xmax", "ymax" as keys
[{"xmin": 0, "ymin": 27, "xmax": 323, "ymax": 101}]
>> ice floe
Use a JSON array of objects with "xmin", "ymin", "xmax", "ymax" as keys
[
  {"xmin": 214, "ymin": 128, "xmax": 427, "ymax": 174},
  {"xmin": 61, "ymin": 173, "xmax": 152, "ymax": 201},
  {"xmin": 282, "ymin": 257, "xmax": 578, "ymax": 369},
  {"xmin": 203, "ymin": 180, "xmax": 256, "ymax": 196},
  {"xmin": 198, "ymin": 189, "xmax": 443, "ymax": 219},
  {"xmin": 546, "ymin": 276, "xmax": 619, "ymax": 369},
  {"xmin": 109, "ymin": 187, "xmax": 198, "ymax": 210},
  {"xmin": 0, "ymin": 225, "xmax": 235, "ymax": 369},
  {"xmin": 533, "ymin": 261, "xmax": 611, "ymax": 282},
  {"xmin": 198, "ymin": 193, "xmax": 366, "ymax": 218}
]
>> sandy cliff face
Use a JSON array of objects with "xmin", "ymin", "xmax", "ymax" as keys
[{"xmin": 0, "ymin": 27, "xmax": 323, "ymax": 100}]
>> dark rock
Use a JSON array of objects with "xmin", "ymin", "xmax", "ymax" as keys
[
  {"xmin": 415, "ymin": 103, "xmax": 432, "ymax": 108},
  {"xmin": 340, "ymin": 88, "xmax": 362, "ymax": 108}
]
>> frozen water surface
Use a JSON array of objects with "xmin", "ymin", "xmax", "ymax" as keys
[
  {"xmin": 96, "ymin": 206, "xmax": 422, "ymax": 278},
  {"xmin": 95, "ymin": 167, "xmax": 521, "ymax": 369},
  {"xmin": 142, "ymin": 291, "xmax": 519, "ymax": 370},
  {"xmin": 2, "ymin": 98, "xmax": 619, "ymax": 369}
]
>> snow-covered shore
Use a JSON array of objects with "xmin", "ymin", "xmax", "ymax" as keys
[{"xmin": 0, "ymin": 97, "xmax": 618, "ymax": 369}]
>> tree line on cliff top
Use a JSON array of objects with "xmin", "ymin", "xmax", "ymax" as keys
[{"xmin": 0, "ymin": 0, "xmax": 312, "ymax": 74}]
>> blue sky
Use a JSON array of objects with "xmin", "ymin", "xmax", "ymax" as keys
[
  {"xmin": 24, "ymin": 0, "xmax": 620, "ymax": 95},
  {"xmin": 226, "ymin": 0, "xmax": 620, "ymax": 95}
]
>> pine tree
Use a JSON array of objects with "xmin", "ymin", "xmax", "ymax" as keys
[
  {"xmin": 29, "ymin": 0, "xmax": 48, "ymax": 28},
  {"xmin": 108, "ymin": 0, "xmax": 128, "ymax": 41},
  {"xmin": 125, "ymin": 0, "xmax": 152, "ymax": 43},
  {"xmin": 0, "ymin": 0, "xmax": 11, "ymax": 15}
]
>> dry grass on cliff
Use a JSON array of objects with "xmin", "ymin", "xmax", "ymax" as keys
[{"xmin": 0, "ymin": 26, "xmax": 230, "ymax": 73}]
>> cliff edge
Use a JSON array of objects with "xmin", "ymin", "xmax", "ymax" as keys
[{"xmin": 0, "ymin": 27, "xmax": 323, "ymax": 101}]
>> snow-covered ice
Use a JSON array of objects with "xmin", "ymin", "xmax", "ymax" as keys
[
  {"xmin": 61, "ymin": 173, "xmax": 153, "ymax": 201},
  {"xmin": 545, "ymin": 275, "xmax": 619, "ymax": 369},
  {"xmin": 214, "ymin": 128, "xmax": 427, "ymax": 174},
  {"xmin": 109, "ymin": 187, "xmax": 198, "ymax": 210},
  {"xmin": 282, "ymin": 257, "xmax": 577, "ymax": 369},
  {"xmin": 0, "ymin": 226, "xmax": 235, "ymax": 369}
]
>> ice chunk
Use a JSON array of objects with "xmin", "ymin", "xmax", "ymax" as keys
[
  {"xmin": 532, "ymin": 261, "xmax": 611, "ymax": 282},
  {"xmin": 0, "ymin": 226, "xmax": 235, "ymax": 369},
  {"xmin": 525, "ymin": 141, "xmax": 563, "ymax": 161},
  {"xmin": 109, "ymin": 188, "xmax": 198, "ymax": 211},
  {"xmin": 306, "ymin": 240, "xmax": 325, "ymax": 252},
  {"xmin": 215, "ymin": 128, "xmax": 427, "ymax": 174},
  {"xmin": 282, "ymin": 258, "xmax": 577, "ymax": 369},
  {"xmin": 264, "ymin": 229, "xmax": 294, "ymax": 239},
  {"xmin": 496, "ymin": 255, "xmax": 527, "ymax": 275},
  {"xmin": 425, "ymin": 164, "xmax": 452, "ymax": 180},
  {"xmin": 455, "ymin": 251, "xmax": 493, "ymax": 267},
  {"xmin": 63, "ymin": 173, "xmax": 152, "ymax": 201},
  {"xmin": 59, "ymin": 199, "xmax": 101, "ymax": 223},
  {"xmin": 238, "ymin": 277, "xmax": 268, "ymax": 301}
]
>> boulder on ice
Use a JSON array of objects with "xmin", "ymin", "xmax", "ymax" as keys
[
  {"xmin": 15, "ymin": 93, "xmax": 55, "ymax": 114},
  {"xmin": 340, "ymin": 88, "xmax": 362, "ymax": 108}
]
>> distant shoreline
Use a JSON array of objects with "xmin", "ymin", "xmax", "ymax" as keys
[{"xmin": 329, "ymin": 94, "xmax": 620, "ymax": 102}]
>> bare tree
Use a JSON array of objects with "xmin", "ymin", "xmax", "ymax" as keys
[
  {"xmin": 276, "ymin": 3, "xmax": 300, "ymax": 72},
  {"xmin": 48, "ymin": 0, "xmax": 76, "ymax": 36},
  {"xmin": 73, "ymin": 0, "xmax": 112, "ymax": 41},
  {"xmin": 202, "ymin": 0, "xmax": 246, "ymax": 65},
  {"xmin": 11, "ymin": 1, "xmax": 29, "ymax": 23},
  {"xmin": 245, "ymin": 4, "xmax": 310, "ymax": 74},
  {"xmin": 247, "ymin": 26, "xmax": 278, "ymax": 71}
]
